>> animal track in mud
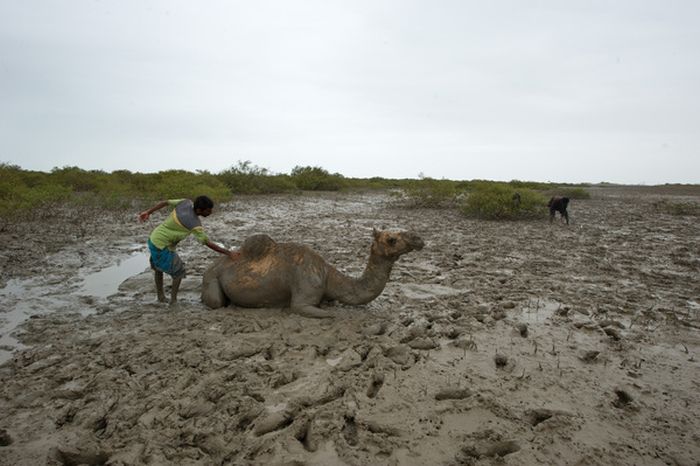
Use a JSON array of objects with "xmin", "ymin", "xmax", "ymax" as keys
[
  {"xmin": 524, "ymin": 408, "xmax": 554, "ymax": 426},
  {"xmin": 366, "ymin": 373, "xmax": 385, "ymax": 398}
]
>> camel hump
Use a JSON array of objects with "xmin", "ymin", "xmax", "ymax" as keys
[{"xmin": 241, "ymin": 234, "xmax": 277, "ymax": 259}]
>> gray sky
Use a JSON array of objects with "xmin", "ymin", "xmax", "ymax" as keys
[{"xmin": 1, "ymin": 0, "xmax": 699, "ymax": 184}]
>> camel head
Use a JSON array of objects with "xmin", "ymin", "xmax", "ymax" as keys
[{"xmin": 371, "ymin": 229, "xmax": 424, "ymax": 260}]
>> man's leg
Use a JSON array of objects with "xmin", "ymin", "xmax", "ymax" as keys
[
  {"xmin": 155, "ymin": 271, "xmax": 167, "ymax": 302},
  {"xmin": 170, "ymin": 276, "xmax": 182, "ymax": 306}
]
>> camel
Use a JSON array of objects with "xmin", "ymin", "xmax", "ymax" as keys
[{"xmin": 201, "ymin": 229, "xmax": 424, "ymax": 318}]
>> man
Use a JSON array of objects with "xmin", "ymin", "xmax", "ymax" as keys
[{"xmin": 138, "ymin": 195, "xmax": 238, "ymax": 306}]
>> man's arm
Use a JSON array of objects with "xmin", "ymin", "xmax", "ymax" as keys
[
  {"xmin": 138, "ymin": 200, "xmax": 169, "ymax": 222},
  {"xmin": 206, "ymin": 240, "xmax": 241, "ymax": 261}
]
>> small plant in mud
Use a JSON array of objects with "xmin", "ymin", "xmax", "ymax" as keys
[
  {"xmin": 460, "ymin": 184, "xmax": 547, "ymax": 220},
  {"xmin": 652, "ymin": 199, "xmax": 700, "ymax": 216}
]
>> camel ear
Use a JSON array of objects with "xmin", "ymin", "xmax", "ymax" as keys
[{"xmin": 372, "ymin": 228, "xmax": 380, "ymax": 240}]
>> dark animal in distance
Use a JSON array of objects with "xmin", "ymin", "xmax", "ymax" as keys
[{"xmin": 548, "ymin": 197, "xmax": 570, "ymax": 224}]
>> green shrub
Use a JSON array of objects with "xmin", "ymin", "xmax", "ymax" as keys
[
  {"xmin": 399, "ymin": 177, "xmax": 458, "ymax": 208},
  {"xmin": 290, "ymin": 166, "xmax": 345, "ymax": 191},
  {"xmin": 150, "ymin": 170, "xmax": 231, "ymax": 202},
  {"xmin": 508, "ymin": 179, "xmax": 551, "ymax": 191},
  {"xmin": 460, "ymin": 184, "xmax": 547, "ymax": 220},
  {"xmin": 0, "ymin": 164, "xmax": 72, "ymax": 216},
  {"xmin": 50, "ymin": 166, "xmax": 104, "ymax": 192},
  {"xmin": 218, "ymin": 161, "xmax": 296, "ymax": 194}
]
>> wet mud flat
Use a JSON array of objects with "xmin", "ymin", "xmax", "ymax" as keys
[{"xmin": 0, "ymin": 187, "xmax": 698, "ymax": 465}]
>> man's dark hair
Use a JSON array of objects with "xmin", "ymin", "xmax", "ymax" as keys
[{"xmin": 194, "ymin": 195, "xmax": 214, "ymax": 211}]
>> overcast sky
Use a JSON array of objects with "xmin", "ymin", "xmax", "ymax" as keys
[{"xmin": 1, "ymin": 1, "xmax": 698, "ymax": 184}]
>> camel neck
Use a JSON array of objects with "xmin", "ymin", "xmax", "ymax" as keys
[{"xmin": 325, "ymin": 252, "xmax": 396, "ymax": 305}]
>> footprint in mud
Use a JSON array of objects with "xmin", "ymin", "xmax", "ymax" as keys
[
  {"xmin": 494, "ymin": 353, "xmax": 509, "ymax": 368},
  {"xmin": 524, "ymin": 408, "xmax": 554, "ymax": 426},
  {"xmin": 362, "ymin": 322, "xmax": 386, "ymax": 336},
  {"xmin": 253, "ymin": 410, "xmax": 294, "ymax": 436},
  {"xmin": 604, "ymin": 327, "xmax": 622, "ymax": 341},
  {"xmin": 342, "ymin": 415, "xmax": 359, "ymax": 446},
  {"xmin": 461, "ymin": 440, "xmax": 521, "ymax": 459},
  {"xmin": 366, "ymin": 373, "xmax": 384, "ymax": 398},
  {"xmin": 516, "ymin": 323, "xmax": 528, "ymax": 338},
  {"xmin": 612, "ymin": 388, "xmax": 634, "ymax": 408},
  {"xmin": 435, "ymin": 387, "xmax": 472, "ymax": 401},
  {"xmin": 50, "ymin": 446, "xmax": 110, "ymax": 466},
  {"xmin": 0, "ymin": 428, "xmax": 13, "ymax": 446},
  {"xmin": 294, "ymin": 418, "xmax": 317, "ymax": 452},
  {"xmin": 578, "ymin": 350, "xmax": 600, "ymax": 363}
]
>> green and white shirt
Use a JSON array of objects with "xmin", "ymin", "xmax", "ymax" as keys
[{"xmin": 149, "ymin": 199, "xmax": 209, "ymax": 250}]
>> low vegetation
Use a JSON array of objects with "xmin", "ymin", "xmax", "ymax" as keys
[
  {"xmin": 0, "ymin": 161, "xmax": 597, "ymax": 221},
  {"xmin": 460, "ymin": 183, "xmax": 548, "ymax": 220},
  {"xmin": 396, "ymin": 176, "xmax": 458, "ymax": 208},
  {"xmin": 652, "ymin": 199, "xmax": 700, "ymax": 216},
  {"xmin": 548, "ymin": 186, "xmax": 591, "ymax": 200}
]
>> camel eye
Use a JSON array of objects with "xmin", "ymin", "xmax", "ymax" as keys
[{"xmin": 388, "ymin": 237, "xmax": 397, "ymax": 246}]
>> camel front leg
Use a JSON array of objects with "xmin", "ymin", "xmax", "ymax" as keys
[
  {"xmin": 201, "ymin": 277, "xmax": 227, "ymax": 309},
  {"xmin": 287, "ymin": 276, "xmax": 334, "ymax": 318}
]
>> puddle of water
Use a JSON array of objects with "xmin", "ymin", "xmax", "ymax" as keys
[
  {"xmin": 1, "ymin": 250, "xmax": 149, "ymax": 364},
  {"xmin": 0, "ymin": 279, "xmax": 34, "ymax": 364},
  {"xmin": 79, "ymin": 252, "xmax": 149, "ymax": 298}
]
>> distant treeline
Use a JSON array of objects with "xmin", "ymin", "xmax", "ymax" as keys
[{"xmin": 0, "ymin": 161, "xmax": 593, "ymax": 220}]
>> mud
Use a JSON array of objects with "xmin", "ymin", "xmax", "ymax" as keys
[{"xmin": 0, "ymin": 187, "xmax": 698, "ymax": 465}]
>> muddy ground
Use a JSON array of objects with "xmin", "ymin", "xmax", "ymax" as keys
[{"xmin": 0, "ymin": 187, "xmax": 698, "ymax": 465}]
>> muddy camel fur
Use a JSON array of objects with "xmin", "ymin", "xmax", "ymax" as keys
[{"xmin": 201, "ymin": 229, "xmax": 425, "ymax": 318}]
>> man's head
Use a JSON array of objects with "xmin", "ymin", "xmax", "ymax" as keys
[{"xmin": 194, "ymin": 195, "xmax": 214, "ymax": 217}]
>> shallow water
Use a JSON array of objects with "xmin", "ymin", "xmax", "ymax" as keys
[
  {"xmin": 79, "ymin": 251, "xmax": 149, "ymax": 298},
  {"xmin": 0, "ymin": 279, "xmax": 35, "ymax": 363},
  {"xmin": 0, "ymin": 251, "xmax": 150, "ymax": 364}
]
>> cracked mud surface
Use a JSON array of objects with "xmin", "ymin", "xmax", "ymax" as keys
[{"xmin": 1, "ymin": 187, "xmax": 699, "ymax": 465}]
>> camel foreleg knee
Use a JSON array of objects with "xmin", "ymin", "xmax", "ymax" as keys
[{"xmin": 201, "ymin": 279, "xmax": 227, "ymax": 309}]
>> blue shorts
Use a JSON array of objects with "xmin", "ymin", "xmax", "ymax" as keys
[{"xmin": 147, "ymin": 239, "xmax": 186, "ymax": 279}]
